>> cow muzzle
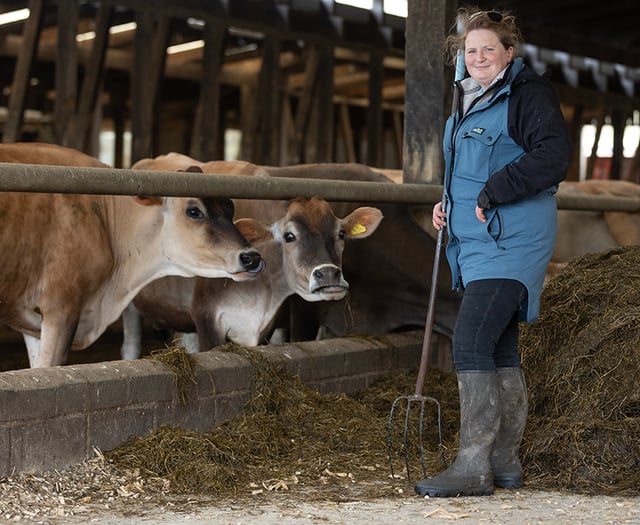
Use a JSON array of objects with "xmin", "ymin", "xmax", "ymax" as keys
[
  {"xmin": 309, "ymin": 264, "xmax": 349, "ymax": 299},
  {"xmin": 231, "ymin": 249, "xmax": 265, "ymax": 281}
]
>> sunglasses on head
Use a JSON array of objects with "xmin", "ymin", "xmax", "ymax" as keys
[{"xmin": 469, "ymin": 10, "xmax": 503, "ymax": 23}]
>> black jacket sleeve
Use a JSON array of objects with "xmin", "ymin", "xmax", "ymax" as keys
[{"xmin": 479, "ymin": 69, "xmax": 572, "ymax": 208}]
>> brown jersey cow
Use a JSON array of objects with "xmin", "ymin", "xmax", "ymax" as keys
[{"xmin": 0, "ymin": 143, "xmax": 264, "ymax": 367}]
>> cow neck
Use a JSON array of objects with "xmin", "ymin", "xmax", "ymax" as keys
[{"xmin": 104, "ymin": 194, "xmax": 169, "ymax": 297}]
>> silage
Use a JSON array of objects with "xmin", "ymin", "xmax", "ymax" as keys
[
  {"xmin": 148, "ymin": 345, "xmax": 198, "ymax": 405},
  {"xmin": 520, "ymin": 245, "xmax": 640, "ymax": 495},
  {"xmin": 107, "ymin": 344, "xmax": 459, "ymax": 499},
  {"xmin": 106, "ymin": 246, "xmax": 640, "ymax": 498}
]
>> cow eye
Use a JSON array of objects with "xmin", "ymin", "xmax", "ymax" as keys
[
  {"xmin": 186, "ymin": 206, "xmax": 205, "ymax": 220},
  {"xmin": 283, "ymin": 231, "xmax": 296, "ymax": 243},
  {"xmin": 338, "ymin": 229, "xmax": 346, "ymax": 240}
]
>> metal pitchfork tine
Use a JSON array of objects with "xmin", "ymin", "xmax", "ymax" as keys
[{"xmin": 387, "ymin": 195, "xmax": 447, "ymax": 483}]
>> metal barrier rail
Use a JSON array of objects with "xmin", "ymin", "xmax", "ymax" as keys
[{"xmin": 0, "ymin": 162, "xmax": 639, "ymax": 212}]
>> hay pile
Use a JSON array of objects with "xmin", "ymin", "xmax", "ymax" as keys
[
  {"xmin": 105, "ymin": 246, "xmax": 640, "ymax": 498},
  {"xmin": 107, "ymin": 345, "xmax": 459, "ymax": 499},
  {"xmin": 520, "ymin": 246, "xmax": 640, "ymax": 495}
]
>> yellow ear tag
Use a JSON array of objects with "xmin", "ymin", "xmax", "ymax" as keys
[{"xmin": 350, "ymin": 223, "xmax": 366, "ymax": 235}]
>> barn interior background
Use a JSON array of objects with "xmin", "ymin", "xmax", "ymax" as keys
[
  {"xmin": 0, "ymin": 0, "xmax": 639, "ymax": 505},
  {"xmin": 0, "ymin": 0, "xmax": 638, "ymax": 183}
]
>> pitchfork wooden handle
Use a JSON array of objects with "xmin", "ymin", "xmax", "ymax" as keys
[{"xmin": 414, "ymin": 195, "xmax": 447, "ymax": 397}]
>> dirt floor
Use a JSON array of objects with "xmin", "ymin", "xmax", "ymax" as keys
[
  {"xmin": 70, "ymin": 491, "xmax": 640, "ymax": 525},
  {"xmin": 2, "ymin": 484, "xmax": 639, "ymax": 525}
]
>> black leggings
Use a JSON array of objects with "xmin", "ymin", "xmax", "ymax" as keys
[{"xmin": 452, "ymin": 278, "xmax": 528, "ymax": 371}]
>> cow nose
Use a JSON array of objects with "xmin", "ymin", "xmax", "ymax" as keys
[
  {"xmin": 313, "ymin": 265, "xmax": 342, "ymax": 283},
  {"xmin": 240, "ymin": 250, "xmax": 263, "ymax": 273}
]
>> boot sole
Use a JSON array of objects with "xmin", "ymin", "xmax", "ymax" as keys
[
  {"xmin": 415, "ymin": 486, "xmax": 494, "ymax": 497},
  {"xmin": 494, "ymin": 475, "xmax": 523, "ymax": 489}
]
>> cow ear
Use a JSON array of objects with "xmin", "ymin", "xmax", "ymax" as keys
[
  {"xmin": 341, "ymin": 207, "xmax": 384, "ymax": 239},
  {"xmin": 178, "ymin": 165, "xmax": 203, "ymax": 173},
  {"xmin": 133, "ymin": 195, "xmax": 163, "ymax": 206},
  {"xmin": 234, "ymin": 218, "xmax": 273, "ymax": 244}
]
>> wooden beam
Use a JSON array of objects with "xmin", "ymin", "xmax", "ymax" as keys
[
  {"xmin": 254, "ymin": 36, "xmax": 283, "ymax": 164},
  {"xmin": 131, "ymin": 12, "xmax": 171, "ymax": 163},
  {"xmin": 610, "ymin": 109, "xmax": 626, "ymax": 180},
  {"xmin": 290, "ymin": 45, "xmax": 320, "ymax": 164},
  {"xmin": 339, "ymin": 102, "xmax": 356, "ymax": 162},
  {"xmin": 402, "ymin": 0, "xmax": 451, "ymax": 184},
  {"xmin": 54, "ymin": 0, "xmax": 79, "ymax": 146},
  {"xmin": 239, "ymin": 84, "xmax": 256, "ymax": 161},
  {"xmin": 69, "ymin": 4, "xmax": 114, "ymax": 151},
  {"xmin": 306, "ymin": 42, "xmax": 335, "ymax": 162},
  {"xmin": 190, "ymin": 19, "xmax": 226, "ymax": 160},
  {"xmin": 366, "ymin": 48, "xmax": 383, "ymax": 167},
  {"xmin": 3, "ymin": 0, "xmax": 44, "ymax": 143}
]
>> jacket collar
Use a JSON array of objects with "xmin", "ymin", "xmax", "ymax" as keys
[{"xmin": 455, "ymin": 58, "xmax": 525, "ymax": 115}]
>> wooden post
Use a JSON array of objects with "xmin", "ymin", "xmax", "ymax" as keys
[
  {"xmin": 306, "ymin": 42, "xmax": 335, "ymax": 162},
  {"xmin": 130, "ymin": 12, "xmax": 170, "ymax": 164},
  {"xmin": 190, "ymin": 19, "xmax": 226, "ymax": 161},
  {"xmin": 290, "ymin": 45, "xmax": 320, "ymax": 164},
  {"xmin": 631, "ymin": 130, "xmax": 640, "ymax": 183},
  {"xmin": 565, "ymin": 104, "xmax": 583, "ymax": 182},
  {"xmin": 54, "ymin": 0, "xmax": 79, "ymax": 146},
  {"xmin": 239, "ymin": 84, "xmax": 256, "ymax": 162},
  {"xmin": 403, "ymin": 0, "xmax": 452, "ymax": 184},
  {"xmin": 255, "ymin": 36, "xmax": 283, "ymax": 165},
  {"xmin": 70, "ymin": 5, "xmax": 113, "ymax": 152},
  {"xmin": 366, "ymin": 48, "xmax": 384, "ymax": 167},
  {"xmin": 339, "ymin": 103, "xmax": 356, "ymax": 162},
  {"xmin": 586, "ymin": 113, "xmax": 605, "ymax": 179},
  {"xmin": 610, "ymin": 109, "xmax": 626, "ymax": 180},
  {"xmin": 3, "ymin": 0, "xmax": 44, "ymax": 143},
  {"xmin": 111, "ymin": 83, "xmax": 128, "ymax": 168}
]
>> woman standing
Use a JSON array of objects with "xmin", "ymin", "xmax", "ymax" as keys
[{"xmin": 415, "ymin": 7, "xmax": 572, "ymax": 497}]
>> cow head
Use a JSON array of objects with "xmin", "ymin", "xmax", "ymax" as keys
[
  {"xmin": 269, "ymin": 197, "xmax": 383, "ymax": 301},
  {"xmin": 133, "ymin": 166, "xmax": 264, "ymax": 281}
]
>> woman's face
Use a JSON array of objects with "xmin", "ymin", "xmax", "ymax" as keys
[{"xmin": 464, "ymin": 28, "xmax": 514, "ymax": 90}]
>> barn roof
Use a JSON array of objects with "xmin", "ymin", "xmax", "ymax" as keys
[
  {"xmin": 0, "ymin": 0, "xmax": 637, "ymax": 171},
  {"xmin": 480, "ymin": 0, "xmax": 640, "ymax": 68},
  {"xmin": 475, "ymin": 0, "xmax": 640, "ymax": 102},
  {"xmin": 0, "ymin": 1, "xmax": 636, "ymax": 109}
]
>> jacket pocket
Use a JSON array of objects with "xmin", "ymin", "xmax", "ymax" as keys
[
  {"xmin": 456, "ymin": 128, "xmax": 503, "ymax": 184},
  {"xmin": 486, "ymin": 208, "xmax": 502, "ymax": 245}
]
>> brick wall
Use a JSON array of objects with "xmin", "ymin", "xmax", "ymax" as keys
[{"xmin": 0, "ymin": 331, "xmax": 426, "ymax": 477}]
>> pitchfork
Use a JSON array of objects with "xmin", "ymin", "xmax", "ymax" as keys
[
  {"xmin": 386, "ymin": 195, "xmax": 447, "ymax": 483},
  {"xmin": 387, "ymin": 27, "xmax": 465, "ymax": 482}
]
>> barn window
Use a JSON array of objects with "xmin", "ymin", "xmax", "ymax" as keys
[
  {"xmin": 99, "ymin": 130, "xmax": 132, "ymax": 169},
  {"xmin": 336, "ymin": 0, "xmax": 407, "ymax": 17},
  {"xmin": 580, "ymin": 112, "xmax": 640, "ymax": 181}
]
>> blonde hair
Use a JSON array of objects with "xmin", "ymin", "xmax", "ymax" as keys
[{"xmin": 444, "ymin": 6, "xmax": 523, "ymax": 66}]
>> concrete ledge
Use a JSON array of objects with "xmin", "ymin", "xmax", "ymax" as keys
[{"xmin": 0, "ymin": 331, "xmax": 423, "ymax": 477}]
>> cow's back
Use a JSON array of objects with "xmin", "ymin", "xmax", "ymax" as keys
[
  {"xmin": 0, "ymin": 142, "xmax": 109, "ymax": 167},
  {"xmin": 555, "ymin": 180, "xmax": 640, "ymax": 262}
]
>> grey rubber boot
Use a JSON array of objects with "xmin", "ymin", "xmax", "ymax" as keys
[
  {"xmin": 491, "ymin": 367, "xmax": 528, "ymax": 489},
  {"xmin": 414, "ymin": 370, "xmax": 500, "ymax": 497}
]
